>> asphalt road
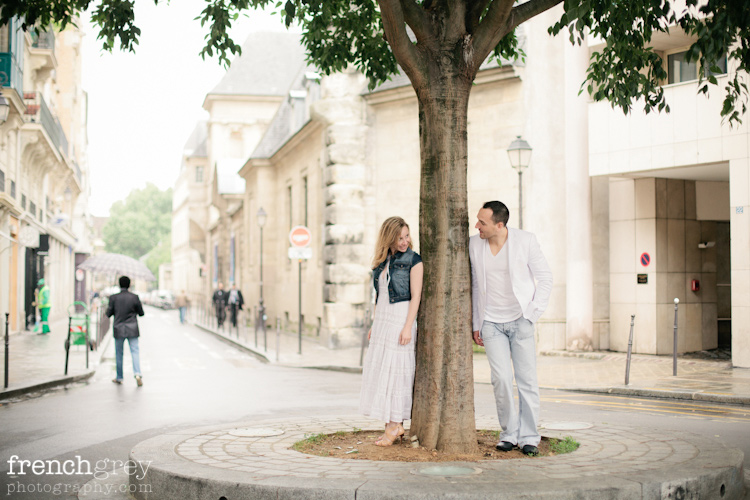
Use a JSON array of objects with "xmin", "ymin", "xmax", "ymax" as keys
[{"xmin": 0, "ymin": 305, "xmax": 747, "ymax": 499}]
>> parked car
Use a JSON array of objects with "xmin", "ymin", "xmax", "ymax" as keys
[{"xmin": 154, "ymin": 290, "xmax": 175, "ymax": 309}]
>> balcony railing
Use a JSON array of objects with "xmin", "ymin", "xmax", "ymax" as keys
[
  {"xmin": 23, "ymin": 91, "xmax": 69, "ymax": 158},
  {"xmin": 29, "ymin": 28, "xmax": 55, "ymax": 51}
]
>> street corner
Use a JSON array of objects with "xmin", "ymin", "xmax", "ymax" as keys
[{"xmin": 127, "ymin": 415, "xmax": 746, "ymax": 500}]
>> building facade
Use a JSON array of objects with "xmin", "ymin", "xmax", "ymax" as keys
[{"xmin": 0, "ymin": 19, "xmax": 91, "ymax": 332}]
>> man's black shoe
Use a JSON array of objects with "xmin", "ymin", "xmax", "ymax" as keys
[
  {"xmin": 495, "ymin": 441, "xmax": 514, "ymax": 452},
  {"xmin": 522, "ymin": 445, "xmax": 539, "ymax": 456}
]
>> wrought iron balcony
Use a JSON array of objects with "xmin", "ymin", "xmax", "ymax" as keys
[
  {"xmin": 23, "ymin": 91, "xmax": 69, "ymax": 158},
  {"xmin": 29, "ymin": 27, "xmax": 55, "ymax": 51}
]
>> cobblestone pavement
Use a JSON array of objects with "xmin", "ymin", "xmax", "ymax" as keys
[{"xmin": 130, "ymin": 415, "xmax": 745, "ymax": 499}]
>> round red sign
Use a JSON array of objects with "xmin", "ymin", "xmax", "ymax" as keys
[{"xmin": 289, "ymin": 226, "xmax": 312, "ymax": 248}]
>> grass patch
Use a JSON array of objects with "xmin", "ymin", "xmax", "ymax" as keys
[
  {"xmin": 472, "ymin": 344, "xmax": 486, "ymax": 354},
  {"xmin": 549, "ymin": 436, "xmax": 580, "ymax": 455},
  {"xmin": 292, "ymin": 432, "xmax": 329, "ymax": 451}
]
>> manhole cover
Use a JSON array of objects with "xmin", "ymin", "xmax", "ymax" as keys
[
  {"xmin": 227, "ymin": 427, "xmax": 285, "ymax": 437},
  {"xmin": 542, "ymin": 422, "xmax": 592, "ymax": 430},
  {"xmin": 413, "ymin": 466, "xmax": 482, "ymax": 477}
]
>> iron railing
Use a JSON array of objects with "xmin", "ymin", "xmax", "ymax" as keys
[
  {"xmin": 29, "ymin": 28, "xmax": 55, "ymax": 51},
  {"xmin": 23, "ymin": 91, "xmax": 69, "ymax": 158}
]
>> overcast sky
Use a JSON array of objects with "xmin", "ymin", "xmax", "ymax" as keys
[{"xmin": 81, "ymin": 1, "xmax": 293, "ymax": 216}]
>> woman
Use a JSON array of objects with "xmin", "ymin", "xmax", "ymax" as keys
[{"xmin": 359, "ymin": 217, "xmax": 423, "ymax": 446}]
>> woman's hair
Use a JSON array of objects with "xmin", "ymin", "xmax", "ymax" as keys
[{"xmin": 372, "ymin": 216, "xmax": 411, "ymax": 269}]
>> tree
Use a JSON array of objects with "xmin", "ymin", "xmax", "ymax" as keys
[
  {"xmin": 6, "ymin": 0, "xmax": 747, "ymax": 452},
  {"xmin": 144, "ymin": 235, "xmax": 172, "ymax": 286},
  {"xmin": 102, "ymin": 183, "xmax": 172, "ymax": 259}
]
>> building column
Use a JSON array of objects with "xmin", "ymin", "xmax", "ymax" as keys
[
  {"xmin": 730, "ymin": 158, "xmax": 750, "ymax": 367},
  {"xmin": 564, "ymin": 36, "xmax": 594, "ymax": 350},
  {"xmin": 312, "ymin": 70, "xmax": 370, "ymax": 348}
]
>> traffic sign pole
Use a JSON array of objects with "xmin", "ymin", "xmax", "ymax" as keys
[{"xmin": 288, "ymin": 226, "xmax": 312, "ymax": 355}]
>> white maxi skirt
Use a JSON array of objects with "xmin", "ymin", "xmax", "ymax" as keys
[{"xmin": 359, "ymin": 269, "xmax": 417, "ymax": 423}]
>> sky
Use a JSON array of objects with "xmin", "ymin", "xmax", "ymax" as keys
[{"xmin": 81, "ymin": 1, "xmax": 293, "ymax": 216}]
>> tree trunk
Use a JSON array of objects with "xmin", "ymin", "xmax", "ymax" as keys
[{"xmin": 410, "ymin": 71, "xmax": 477, "ymax": 453}]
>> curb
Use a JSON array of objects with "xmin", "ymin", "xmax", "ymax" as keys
[
  {"xmin": 0, "ymin": 333, "xmax": 111, "ymax": 402},
  {"xmin": 194, "ymin": 323, "xmax": 270, "ymax": 363},
  {"xmin": 552, "ymin": 385, "xmax": 750, "ymax": 406},
  {"xmin": 0, "ymin": 370, "xmax": 95, "ymax": 401}
]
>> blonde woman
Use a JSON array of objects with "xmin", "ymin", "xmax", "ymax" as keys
[{"xmin": 359, "ymin": 216, "xmax": 423, "ymax": 446}]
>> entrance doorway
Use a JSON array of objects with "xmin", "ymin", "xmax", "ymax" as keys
[{"xmin": 716, "ymin": 221, "xmax": 731, "ymax": 348}]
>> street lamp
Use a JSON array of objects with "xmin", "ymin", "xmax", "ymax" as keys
[
  {"xmin": 256, "ymin": 207, "xmax": 267, "ymax": 347},
  {"xmin": 507, "ymin": 135, "xmax": 532, "ymax": 229}
]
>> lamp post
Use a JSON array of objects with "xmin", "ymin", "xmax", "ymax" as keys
[
  {"xmin": 506, "ymin": 135, "xmax": 532, "ymax": 229},
  {"xmin": 256, "ymin": 207, "xmax": 267, "ymax": 347}
]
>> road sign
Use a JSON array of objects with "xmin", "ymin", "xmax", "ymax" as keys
[
  {"xmin": 640, "ymin": 252, "xmax": 651, "ymax": 267},
  {"xmin": 289, "ymin": 226, "xmax": 312, "ymax": 248},
  {"xmin": 288, "ymin": 247, "xmax": 312, "ymax": 260}
]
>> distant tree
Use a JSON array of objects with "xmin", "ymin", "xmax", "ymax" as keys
[
  {"xmin": 5, "ymin": 0, "xmax": 747, "ymax": 452},
  {"xmin": 144, "ymin": 235, "xmax": 172, "ymax": 286},
  {"xmin": 102, "ymin": 183, "xmax": 172, "ymax": 259}
]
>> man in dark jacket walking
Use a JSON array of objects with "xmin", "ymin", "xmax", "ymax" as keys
[
  {"xmin": 227, "ymin": 283, "xmax": 244, "ymax": 328},
  {"xmin": 212, "ymin": 282, "xmax": 228, "ymax": 328},
  {"xmin": 106, "ymin": 276, "xmax": 145, "ymax": 386}
]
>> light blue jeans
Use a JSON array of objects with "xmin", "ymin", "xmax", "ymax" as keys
[
  {"xmin": 179, "ymin": 306, "xmax": 187, "ymax": 324},
  {"xmin": 481, "ymin": 318, "xmax": 540, "ymax": 447},
  {"xmin": 115, "ymin": 337, "xmax": 141, "ymax": 380}
]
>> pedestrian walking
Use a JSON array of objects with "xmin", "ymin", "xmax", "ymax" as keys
[
  {"xmin": 212, "ymin": 282, "xmax": 228, "ymax": 328},
  {"xmin": 359, "ymin": 216, "xmax": 423, "ymax": 447},
  {"xmin": 106, "ymin": 276, "xmax": 145, "ymax": 386},
  {"xmin": 175, "ymin": 290, "xmax": 190, "ymax": 324},
  {"xmin": 470, "ymin": 201, "xmax": 552, "ymax": 456},
  {"xmin": 227, "ymin": 283, "xmax": 244, "ymax": 328},
  {"xmin": 33, "ymin": 278, "xmax": 51, "ymax": 335}
]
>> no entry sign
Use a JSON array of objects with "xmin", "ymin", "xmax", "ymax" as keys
[{"xmin": 289, "ymin": 226, "xmax": 312, "ymax": 248}]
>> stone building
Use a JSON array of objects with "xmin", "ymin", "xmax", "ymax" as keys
[
  {"xmin": 0, "ymin": 19, "xmax": 91, "ymax": 332},
  {"xmin": 175, "ymin": 10, "xmax": 748, "ymax": 368}
]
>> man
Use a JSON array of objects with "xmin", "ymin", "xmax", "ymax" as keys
[
  {"xmin": 470, "ymin": 201, "xmax": 552, "ymax": 456},
  {"xmin": 227, "ymin": 283, "xmax": 244, "ymax": 329},
  {"xmin": 33, "ymin": 279, "xmax": 51, "ymax": 335},
  {"xmin": 106, "ymin": 276, "xmax": 145, "ymax": 386},
  {"xmin": 212, "ymin": 282, "xmax": 228, "ymax": 328},
  {"xmin": 175, "ymin": 290, "xmax": 190, "ymax": 324}
]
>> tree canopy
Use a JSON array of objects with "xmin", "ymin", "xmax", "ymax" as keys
[
  {"xmin": 102, "ymin": 183, "xmax": 172, "ymax": 260},
  {"xmin": 3, "ymin": 0, "xmax": 748, "ymax": 124}
]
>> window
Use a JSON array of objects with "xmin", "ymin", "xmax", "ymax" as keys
[
  {"xmin": 287, "ymin": 185, "xmax": 293, "ymax": 231},
  {"xmin": 667, "ymin": 50, "xmax": 727, "ymax": 84},
  {"xmin": 0, "ymin": 169, "xmax": 4, "ymax": 192},
  {"xmin": 10, "ymin": 180, "xmax": 15, "ymax": 198},
  {"xmin": 668, "ymin": 51, "xmax": 698, "ymax": 84},
  {"xmin": 195, "ymin": 166, "xmax": 204, "ymax": 183},
  {"xmin": 303, "ymin": 176, "xmax": 308, "ymax": 227},
  {"xmin": 30, "ymin": 201, "xmax": 36, "ymax": 218},
  {"xmin": 21, "ymin": 194, "xmax": 26, "ymax": 209}
]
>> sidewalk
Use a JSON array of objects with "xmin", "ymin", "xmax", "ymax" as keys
[{"xmin": 0, "ymin": 312, "xmax": 107, "ymax": 400}]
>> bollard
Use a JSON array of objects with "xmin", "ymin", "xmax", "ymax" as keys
[
  {"xmin": 673, "ymin": 298, "xmax": 679, "ymax": 376},
  {"xmin": 276, "ymin": 316, "xmax": 280, "ymax": 362},
  {"xmin": 64, "ymin": 316, "xmax": 72, "ymax": 375},
  {"xmin": 263, "ymin": 311, "xmax": 267, "ymax": 352},
  {"xmin": 624, "ymin": 314, "xmax": 635, "ymax": 385},
  {"xmin": 4, "ymin": 313, "xmax": 9, "ymax": 389}
]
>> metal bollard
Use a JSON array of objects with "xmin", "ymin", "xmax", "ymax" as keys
[
  {"xmin": 275, "ymin": 316, "xmax": 280, "ymax": 362},
  {"xmin": 673, "ymin": 298, "xmax": 679, "ymax": 376},
  {"xmin": 624, "ymin": 314, "xmax": 635, "ymax": 385},
  {"xmin": 4, "ymin": 313, "xmax": 9, "ymax": 389}
]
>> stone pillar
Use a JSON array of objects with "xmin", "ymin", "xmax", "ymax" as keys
[
  {"xmin": 730, "ymin": 158, "xmax": 750, "ymax": 367},
  {"xmin": 312, "ymin": 70, "xmax": 370, "ymax": 348},
  {"xmin": 564, "ymin": 36, "xmax": 594, "ymax": 350}
]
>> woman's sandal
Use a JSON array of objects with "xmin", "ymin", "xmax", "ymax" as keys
[{"xmin": 375, "ymin": 424, "xmax": 405, "ymax": 447}]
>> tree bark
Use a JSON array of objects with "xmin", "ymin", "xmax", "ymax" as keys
[{"xmin": 410, "ymin": 69, "xmax": 477, "ymax": 453}]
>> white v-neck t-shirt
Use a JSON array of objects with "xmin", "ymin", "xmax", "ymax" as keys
[{"xmin": 483, "ymin": 241, "xmax": 523, "ymax": 323}]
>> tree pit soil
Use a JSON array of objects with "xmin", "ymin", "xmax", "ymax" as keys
[{"xmin": 292, "ymin": 429, "xmax": 557, "ymax": 462}]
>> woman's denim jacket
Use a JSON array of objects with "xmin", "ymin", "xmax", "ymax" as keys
[{"xmin": 372, "ymin": 248, "xmax": 422, "ymax": 304}]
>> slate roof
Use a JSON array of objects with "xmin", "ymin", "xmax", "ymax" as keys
[
  {"xmin": 209, "ymin": 31, "xmax": 307, "ymax": 97},
  {"xmin": 183, "ymin": 121, "xmax": 208, "ymax": 158}
]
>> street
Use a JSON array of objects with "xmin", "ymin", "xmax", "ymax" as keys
[{"xmin": 1, "ymin": 305, "xmax": 748, "ymax": 499}]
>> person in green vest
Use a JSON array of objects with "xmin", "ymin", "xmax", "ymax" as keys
[{"xmin": 34, "ymin": 278, "xmax": 51, "ymax": 334}]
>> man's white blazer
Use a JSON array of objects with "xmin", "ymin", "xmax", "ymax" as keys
[{"xmin": 469, "ymin": 229, "xmax": 553, "ymax": 332}]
